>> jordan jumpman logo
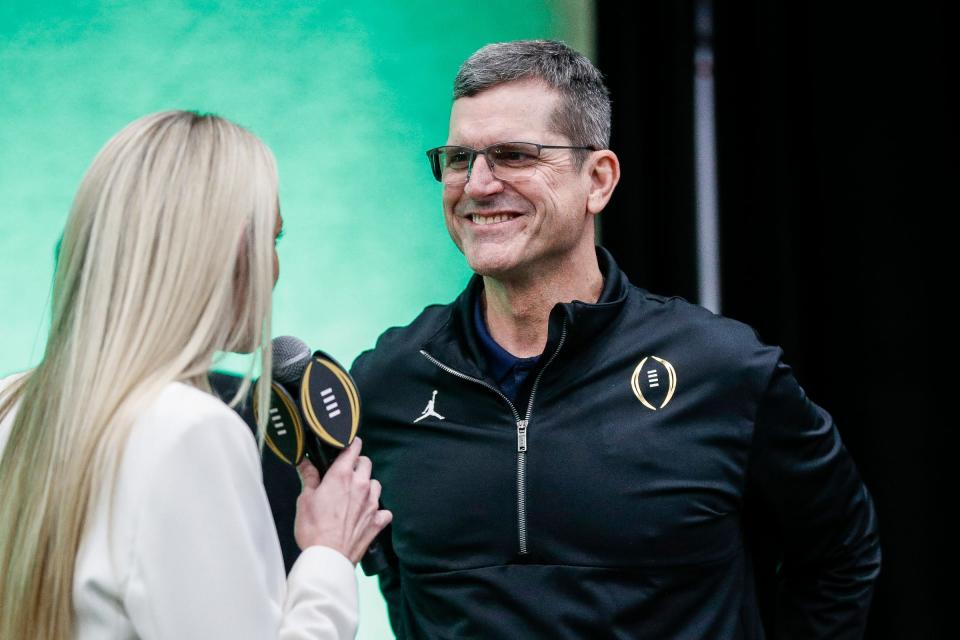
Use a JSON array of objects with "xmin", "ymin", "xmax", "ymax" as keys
[{"xmin": 414, "ymin": 390, "xmax": 445, "ymax": 423}]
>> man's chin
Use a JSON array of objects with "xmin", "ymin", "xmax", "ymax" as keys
[
  {"xmin": 467, "ymin": 252, "xmax": 512, "ymax": 277},
  {"xmin": 465, "ymin": 252, "xmax": 521, "ymax": 280}
]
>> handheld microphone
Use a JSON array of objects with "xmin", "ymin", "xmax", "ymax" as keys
[
  {"xmin": 253, "ymin": 336, "xmax": 389, "ymax": 576},
  {"xmin": 253, "ymin": 337, "xmax": 324, "ymax": 467}
]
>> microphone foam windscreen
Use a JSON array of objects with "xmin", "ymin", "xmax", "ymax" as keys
[{"xmin": 272, "ymin": 335, "xmax": 312, "ymax": 384}]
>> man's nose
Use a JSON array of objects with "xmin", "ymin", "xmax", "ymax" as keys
[{"xmin": 464, "ymin": 152, "xmax": 504, "ymax": 197}]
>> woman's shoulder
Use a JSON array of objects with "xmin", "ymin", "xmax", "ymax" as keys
[
  {"xmin": 128, "ymin": 381, "xmax": 255, "ymax": 464},
  {"xmin": 147, "ymin": 381, "xmax": 240, "ymax": 426}
]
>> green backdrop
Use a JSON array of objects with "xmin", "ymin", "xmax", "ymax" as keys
[{"xmin": 0, "ymin": 1, "xmax": 591, "ymax": 637}]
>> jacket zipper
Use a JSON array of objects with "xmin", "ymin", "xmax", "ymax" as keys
[{"xmin": 419, "ymin": 320, "xmax": 567, "ymax": 555}]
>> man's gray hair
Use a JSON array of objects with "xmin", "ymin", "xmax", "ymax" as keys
[{"xmin": 453, "ymin": 40, "xmax": 611, "ymax": 151}]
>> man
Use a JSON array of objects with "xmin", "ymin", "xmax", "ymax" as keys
[{"xmin": 351, "ymin": 40, "xmax": 880, "ymax": 639}]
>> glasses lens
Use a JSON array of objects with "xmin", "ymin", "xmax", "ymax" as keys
[
  {"xmin": 437, "ymin": 147, "xmax": 472, "ymax": 185},
  {"xmin": 427, "ymin": 148, "xmax": 443, "ymax": 181},
  {"xmin": 429, "ymin": 143, "xmax": 545, "ymax": 184},
  {"xmin": 488, "ymin": 143, "xmax": 540, "ymax": 181}
]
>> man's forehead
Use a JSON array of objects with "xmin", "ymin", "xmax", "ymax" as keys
[{"xmin": 446, "ymin": 79, "xmax": 563, "ymax": 145}]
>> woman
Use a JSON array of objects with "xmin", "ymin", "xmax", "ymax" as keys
[{"xmin": 0, "ymin": 111, "xmax": 391, "ymax": 639}]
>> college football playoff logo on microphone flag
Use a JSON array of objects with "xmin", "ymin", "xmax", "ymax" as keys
[
  {"xmin": 630, "ymin": 356, "xmax": 677, "ymax": 410},
  {"xmin": 301, "ymin": 353, "xmax": 360, "ymax": 448},
  {"xmin": 253, "ymin": 381, "xmax": 305, "ymax": 465}
]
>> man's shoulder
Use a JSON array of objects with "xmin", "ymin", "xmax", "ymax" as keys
[
  {"xmin": 624, "ymin": 284, "xmax": 780, "ymax": 368},
  {"xmin": 351, "ymin": 301, "xmax": 455, "ymax": 379},
  {"xmin": 626, "ymin": 284, "xmax": 754, "ymax": 333}
]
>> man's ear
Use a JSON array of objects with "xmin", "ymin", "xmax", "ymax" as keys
[{"xmin": 585, "ymin": 149, "xmax": 620, "ymax": 215}]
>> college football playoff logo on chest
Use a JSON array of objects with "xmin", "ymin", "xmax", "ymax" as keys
[{"xmin": 630, "ymin": 356, "xmax": 677, "ymax": 410}]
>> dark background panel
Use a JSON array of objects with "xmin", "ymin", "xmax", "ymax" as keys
[
  {"xmin": 598, "ymin": 1, "xmax": 946, "ymax": 637},
  {"xmin": 597, "ymin": 1, "xmax": 698, "ymax": 303}
]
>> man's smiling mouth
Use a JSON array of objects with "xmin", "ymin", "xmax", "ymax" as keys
[{"xmin": 469, "ymin": 213, "xmax": 521, "ymax": 225}]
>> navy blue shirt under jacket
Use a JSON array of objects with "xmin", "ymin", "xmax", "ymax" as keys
[{"xmin": 473, "ymin": 293, "xmax": 540, "ymax": 403}]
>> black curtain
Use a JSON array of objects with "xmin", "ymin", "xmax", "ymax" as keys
[
  {"xmin": 597, "ymin": 1, "xmax": 698, "ymax": 302},
  {"xmin": 597, "ymin": 1, "xmax": 946, "ymax": 637}
]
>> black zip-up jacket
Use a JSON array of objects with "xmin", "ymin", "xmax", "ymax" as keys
[{"xmin": 352, "ymin": 247, "xmax": 880, "ymax": 639}]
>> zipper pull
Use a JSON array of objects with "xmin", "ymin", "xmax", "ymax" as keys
[{"xmin": 516, "ymin": 419, "xmax": 528, "ymax": 452}]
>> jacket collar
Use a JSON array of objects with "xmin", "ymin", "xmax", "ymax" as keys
[{"xmin": 421, "ymin": 246, "xmax": 630, "ymax": 384}]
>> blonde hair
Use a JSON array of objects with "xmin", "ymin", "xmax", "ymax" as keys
[{"xmin": 0, "ymin": 111, "xmax": 277, "ymax": 639}]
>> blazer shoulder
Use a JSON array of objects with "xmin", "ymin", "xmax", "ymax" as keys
[{"xmin": 132, "ymin": 382, "xmax": 252, "ymax": 456}]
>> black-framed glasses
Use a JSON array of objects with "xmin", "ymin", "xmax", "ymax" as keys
[{"xmin": 425, "ymin": 141, "xmax": 596, "ymax": 185}]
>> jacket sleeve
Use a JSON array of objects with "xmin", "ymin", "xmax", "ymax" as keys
[
  {"xmin": 747, "ymin": 355, "xmax": 881, "ymax": 639},
  {"xmin": 373, "ymin": 525, "xmax": 405, "ymax": 636},
  {"xmin": 351, "ymin": 350, "xmax": 406, "ymax": 636},
  {"xmin": 122, "ymin": 405, "xmax": 358, "ymax": 639}
]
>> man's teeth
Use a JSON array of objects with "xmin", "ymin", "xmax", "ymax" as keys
[{"xmin": 471, "ymin": 214, "xmax": 515, "ymax": 225}]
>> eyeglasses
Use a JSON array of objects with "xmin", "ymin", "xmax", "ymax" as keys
[{"xmin": 425, "ymin": 141, "xmax": 596, "ymax": 185}]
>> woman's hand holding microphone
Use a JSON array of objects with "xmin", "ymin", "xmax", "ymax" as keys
[{"xmin": 294, "ymin": 437, "xmax": 392, "ymax": 564}]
